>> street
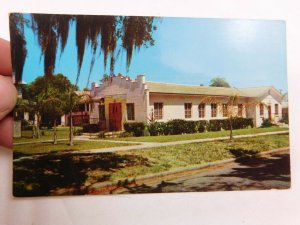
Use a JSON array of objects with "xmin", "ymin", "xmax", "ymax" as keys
[{"xmin": 112, "ymin": 151, "xmax": 290, "ymax": 194}]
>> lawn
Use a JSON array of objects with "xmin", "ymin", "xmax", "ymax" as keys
[
  {"xmin": 14, "ymin": 140, "xmax": 134, "ymax": 155},
  {"xmin": 13, "ymin": 126, "xmax": 81, "ymax": 143},
  {"xmin": 13, "ymin": 134, "xmax": 289, "ymax": 196},
  {"xmin": 109, "ymin": 134, "xmax": 289, "ymax": 180},
  {"xmin": 107, "ymin": 127, "xmax": 288, "ymax": 143}
]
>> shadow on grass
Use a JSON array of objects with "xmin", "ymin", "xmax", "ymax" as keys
[
  {"xmin": 111, "ymin": 150, "xmax": 290, "ymax": 194},
  {"xmin": 13, "ymin": 153, "xmax": 151, "ymax": 197}
]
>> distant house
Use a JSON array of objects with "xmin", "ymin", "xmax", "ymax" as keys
[
  {"xmin": 281, "ymin": 93, "xmax": 289, "ymax": 121},
  {"xmin": 87, "ymin": 74, "xmax": 284, "ymax": 131},
  {"xmin": 61, "ymin": 90, "xmax": 92, "ymax": 126}
]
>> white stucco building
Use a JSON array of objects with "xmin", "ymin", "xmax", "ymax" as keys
[{"xmin": 89, "ymin": 74, "xmax": 284, "ymax": 131}]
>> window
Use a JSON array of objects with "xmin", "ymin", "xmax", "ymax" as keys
[
  {"xmin": 185, "ymin": 103, "xmax": 192, "ymax": 118},
  {"xmin": 222, "ymin": 104, "xmax": 228, "ymax": 117},
  {"xmin": 198, "ymin": 103, "xmax": 205, "ymax": 118},
  {"xmin": 99, "ymin": 104, "xmax": 105, "ymax": 120},
  {"xmin": 238, "ymin": 104, "xmax": 243, "ymax": 117},
  {"xmin": 154, "ymin": 102, "xmax": 163, "ymax": 119},
  {"xmin": 259, "ymin": 103, "xmax": 264, "ymax": 116},
  {"xmin": 211, "ymin": 104, "xmax": 217, "ymax": 117},
  {"xmin": 275, "ymin": 104, "xmax": 279, "ymax": 115},
  {"xmin": 78, "ymin": 103, "xmax": 85, "ymax": 112},
  {"xmin": 126, "ymin": 103, "xmax": 135, "ymax": 120}
]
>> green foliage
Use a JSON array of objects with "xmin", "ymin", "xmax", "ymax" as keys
[
  {"xmin": 125, "ymin": 118, "xmax": 253, "ymax": 137},
  {"xmin": 279, "ymin": 115, "xmax": 289, "ymax": 124},
  {"xmin": 207, "ymin": 120, "xmax": 223, "ymax": 131},
  {"xmin": 21, "ymin": 119, "xmax": 31, "ymax": 130},
  {"xmin": 197, "ymin": 120, "xmax": 208, "ymax": 132},
  {"xmin": 147, "ymin": 122, "xmax": 169, "ymax": 136},
  {"xmin": 209, "ymin": 77, "xmax": 231, "ymax": 87},
  {"xmin": 208, "ymin": 118, "xmax": 253, "ymax": 131},
  {"xmin": 232, "ymin": 118, "xmax": 254, "ymax": 129},
  {"xmin": 82, "ymin": 124, "xmax": 101, "ymax": 133},
  {"xmin": 123, "ymin": 122, "xmax": 145, "ymax": 137},
  {"xmin": 148, "ymin": 118, "xmax": 253, "ymax": 136},
  {"xmin": 260, "ymin": 119, "xmax": 275, "ymax": 128},
  {"xmin": 119, "ymin": 132, "xmax": 134, "ymax": 138},
  {"xmin": 147, "ymin": 120, "xmax": 209, "ymax": 136}
]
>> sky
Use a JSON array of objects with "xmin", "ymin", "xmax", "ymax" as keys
[{"xmin": 21, "ymin": 15, "xmax": 288, "ymax": 92}]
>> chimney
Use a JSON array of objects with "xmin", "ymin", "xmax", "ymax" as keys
[
  {"xmin": 137, "ymin": 74, "xmax": 145, "ymax": 84},
  {"xmin": 91, "ymin": 82, "xmax": 99, "ymax": 90}
]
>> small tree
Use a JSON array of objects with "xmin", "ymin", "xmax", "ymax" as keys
[{"xmin": 210, "ymin": 77, "xmax": 231, "ymax": 87}]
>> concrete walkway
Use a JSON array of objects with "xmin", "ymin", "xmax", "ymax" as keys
[
  {"xmin": 13, "ymin": 130, "xmax": 288, "ymax": 162},
  {"xmin": 67, "ymin": 130, "xmax": 289, "ymax": 154}
]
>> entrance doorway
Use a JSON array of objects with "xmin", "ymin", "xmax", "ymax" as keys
[
  {"xmin": 109, "ymin": 102, "xmax": 122, "ymax": 131},
  {"xmin": 268, "ymin": 105, "xmax": 272, "ymax": 120}
]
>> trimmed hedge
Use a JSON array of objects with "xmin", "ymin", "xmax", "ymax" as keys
[
  {"xmin": 82, "ymin": 124, "xmax": 101, "ymax": 133},
  {"xmin": 208, "ymin": 118, "xmax": 253, "ymax": 131},
  {"xmin": 124, "ymin": 118, "xmax": 253, "ymax": 137},
  {"xmin": 123, "ymin": 122, "xmax": 145, "ymax": 137}
]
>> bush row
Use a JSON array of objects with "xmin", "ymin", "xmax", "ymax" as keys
[
  {"xmin": 123, "ymin": 122, "xmax": 145, "ymax": 137},
  {"xmin": 124, "ymin": 118, "xmax": 254, "ymax": 136},
  {"xmin": 82, "ymin": 124, "xmax": 101, "ymax": 133}
]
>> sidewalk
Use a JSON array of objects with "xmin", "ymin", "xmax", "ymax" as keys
[{"xmin": 67, "ymin": 130, "xmax": 289, "ymax": 154}]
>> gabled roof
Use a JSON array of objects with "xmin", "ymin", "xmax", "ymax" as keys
[
  {"xmin": 146, "ymin": 82, "xmax": 283, "ymax": 99},
  {"xmin": 238, "ymin": 86, "xmax": 281, "ymax": 98},
  {"xmin": 147, "ymin": 81, "xmax": 250, "ymax": 97}
]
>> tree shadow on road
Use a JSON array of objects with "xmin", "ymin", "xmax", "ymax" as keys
[
  {"xmin": 195, "ymin": 149, "xmax": 291, "ymax": 191},
  {"xmin": 227, "ymin": 149, "xmax": 290, "ymax": 182},
  {"xmin": 112, "ymin": 149, "xmax": 291, "ymax": 194}
]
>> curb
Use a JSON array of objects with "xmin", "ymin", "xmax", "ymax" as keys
[{"xmin": 88, "ymin": 147, "xmax": 289, "ymax": 194}]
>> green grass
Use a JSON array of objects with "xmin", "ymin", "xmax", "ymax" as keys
[
  {"xmin": 13, "ymin": 134, "xmax": 289, "ymax": 196},
  {"xmin": 14, "ymin": 140, "xmax": 133, "ymax": 155},
  {"xmin": 13, "ymin": 127, "xmax": 81, "ymax": 143},
  {"xmin": 107, "ymin": 127, "xmax": 288, "ymax": 143},
  {"xmin": 110, "ymin": 134, "xmax": 289, "ymax": 180}
]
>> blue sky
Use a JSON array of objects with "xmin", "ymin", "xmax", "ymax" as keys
[{"xmin": 21, "ymin": 15, "xmax": 287, "ymax": 92}]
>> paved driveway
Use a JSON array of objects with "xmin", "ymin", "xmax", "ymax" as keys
[{"xmin": 113, "ymin": 151, "xmax": 290, "ymax": 194}]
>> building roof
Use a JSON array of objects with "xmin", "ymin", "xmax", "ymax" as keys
[
  {"xmin": 146, "ymin": 82, "xmax": 282, "ymax": 99},
  {"xmin": 238, "ymin": 86, "xmax": 279, "ymax": 98},
  {"xmin": 146, "ymin": 82, "xmax": 248, "ymax": 97}
]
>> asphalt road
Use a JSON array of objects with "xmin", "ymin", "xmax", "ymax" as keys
[{"xmin": 113, "ymin": 151, "xmax": 290, "ymax": 194}]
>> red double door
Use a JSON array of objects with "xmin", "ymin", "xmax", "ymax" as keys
[{"xmin": 109, "ymin": 103, "xmax": 122, "ymax": 131}]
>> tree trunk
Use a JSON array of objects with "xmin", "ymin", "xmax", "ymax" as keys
[
  {"xmin": 229, "ymin": 117, "xmax": 233, "ymax": 141},
  {"xmin": 69, "ymin": 111, "xmax": 74, "ymax": 146},
  {"xmin": 32, "ymin": 124, "xmax": 36, "ymax": 138},
  {"xmin": 36, "ymin": 112, "xmax": 40, "ymax": 139},
  {"xmin": 53, "ymin": 119, "xmax": 57, "ymax": 145}
]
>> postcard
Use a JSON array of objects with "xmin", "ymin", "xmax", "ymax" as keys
[{"xmin": 10, "ymin": 13, "xmax": 289, "ymax": 197}]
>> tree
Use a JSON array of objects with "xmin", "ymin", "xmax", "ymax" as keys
[
  {"xmin": 9, "ymin": 14, "xmax": 28, "ymax": 84},
  {"xmin": 222, "ymin": 95, "xmax": 239, "ymax": 141},
  {"xmin": 209, "ymin": 77, "xmax": 231, "ymax": 87},
  {"xmin": 26, "ymin": 74, "xmax": 76, "ymax": 143},
  {"xmin": 10, "ymin": 13, "xmax": 158, "ymax": 86}
]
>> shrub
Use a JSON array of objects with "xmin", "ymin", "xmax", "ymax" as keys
[
  {"xmin": 196, "ymin": 120, "xmax": 208, "ymax": 132},
  {"xmin": 147, "ymin": 122, "xmax": 167, "ymax": 136},
  {"xmin": 279, "ymin": 116, "xmax": 289, "ymax": 124},
  {"xmin": 123, "ymin": 122, "xmax": 145, "ymax": 137},
  {"xmin": 207, "ymin": 119, "xmax": 223, "ymax": 131},
  {"xmin": 119, "ymin": 132, "xmax": 134, "ymax": 138},
  {"xmin": 232, "ymin": 117, "xmax": 253, "ymax": 129},
  {"xmin": 260, "ymin": 118, "xmax": 274, "ymax": 128},
  {"xmin": 168, "ymin": 119, "xmax": 188, "ymax": 134},
  {"xmin": 82, "ymin": 124, "xmax": 101, "ymax": 133},
  {"xmin": 21, "ymin": 119, "xmax": 32, "ymax": 130},
  {"xmin": 98, "ymin": 131, "xmax": 106, "ymax": 138}
]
